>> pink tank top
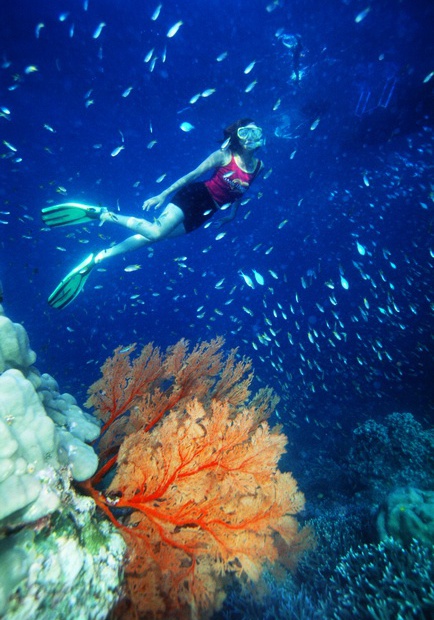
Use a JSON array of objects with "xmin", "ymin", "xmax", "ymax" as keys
[{"xmin": 205, "ymin": 155, "xmax": 261, "ymax": 207}]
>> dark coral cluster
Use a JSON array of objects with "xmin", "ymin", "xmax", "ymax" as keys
[
  {"xmin": 323, "ymin": 537, "xmax": 434, "ymax": 619},
  {"xmin": 215, "ymin": 411, "xmax": 434, "ymax": 619},
  {"xmin": 216, "ymin": 536, "xmax": 434, "ymax": 620},
  {"xmin": 348, "ymin": 412, "xmax": 434, "ymax": 497},
  {"xmin": 215, "ymin": 571, "xmax": 322, "ymax": 620}
]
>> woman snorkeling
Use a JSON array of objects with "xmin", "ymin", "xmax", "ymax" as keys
[{"xmin": 41, "ymin": 118, "xmax": 264, "ymax": 308}]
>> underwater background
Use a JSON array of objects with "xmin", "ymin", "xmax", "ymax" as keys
[{"xmin": 1, "ymin": 0, "xmax": 434, "ymax": 618}]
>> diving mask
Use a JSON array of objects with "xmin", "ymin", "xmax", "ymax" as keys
[
  {"xmin": 237, "ymin": 125, "xmax": 263, "ymax": 143},
  {"xmin": 237, "ymin": 125, "xmax": 264, "ymax": 149}
]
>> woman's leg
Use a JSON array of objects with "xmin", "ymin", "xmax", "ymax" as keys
[
  {"xmin": 95, "ymin": 234, "xmax": 150, "ymax": 263},
  {"xmin": 95, "ymin": 204, "xmax": 186, "ymax": 263},
  {"xmin": 101, "ymin": 203, "xmax": 186, "ymax": 241}
]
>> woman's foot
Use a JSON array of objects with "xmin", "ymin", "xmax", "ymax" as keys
[{"xmin": 99, "ymin": 209, "xmax": 118, "ymax": 226}]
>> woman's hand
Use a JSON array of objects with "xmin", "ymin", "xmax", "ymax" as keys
[{"xmin": 142, "ymin": 194, "xmax": 165, "ymax": 211}]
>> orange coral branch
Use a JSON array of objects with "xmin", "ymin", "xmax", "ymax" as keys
[
  {"xmin": 83, "ymin": 337, "xmax": 311, "ymax": 620},
  {"xmin": 89, "ymin": 453, "xmax": 118, "ymax": 486},
  {"xmin": 86, "ymin": 343, "xmax": 164, "ymax": 434}
]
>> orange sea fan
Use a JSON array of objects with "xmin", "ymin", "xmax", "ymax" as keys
[{"xmin": 82, "ymin": 338, "xmax": 311, "ymax": 620}]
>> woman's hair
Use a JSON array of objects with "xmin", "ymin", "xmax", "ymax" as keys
[{"xmin": 222, "ymin": 118, "xmax": 255, "ymax": 153}]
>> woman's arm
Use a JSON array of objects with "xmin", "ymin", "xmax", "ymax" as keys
[{"xmin": 143, "ymin": 149, "xmax": 228, "ymax": 210}]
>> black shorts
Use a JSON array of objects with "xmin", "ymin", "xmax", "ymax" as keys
[{"xmin": 171, "ymin": 182, "xmax": 218, "ymax": 233}]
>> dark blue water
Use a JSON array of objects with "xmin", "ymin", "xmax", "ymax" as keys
[{"xmin": 1, "ymin": 0, "xmax": 434, "ymax": 616}]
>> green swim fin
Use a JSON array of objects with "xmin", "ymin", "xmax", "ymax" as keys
[
  {"xmin": 48, "ymin": 253, "xmax": 96, "ymax": 309},
  {"xmin": 41, "ymin": 203, "xmax": 107, "ymax": 228}
]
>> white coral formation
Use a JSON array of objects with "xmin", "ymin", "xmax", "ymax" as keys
[
  {"xmin": 0, "ymin": 307, "xmax": 99, "ymax": 525},
  {"xmin": 0, "ymin": 315, "xmax": 36, "ymax": 372},
  {"xmin": 0, "ymin": 369, "xmax": 61, "ymax": 526},
  {"xmin": 38, "ymin": 374, "xmax": 100, "ymax": 481}
]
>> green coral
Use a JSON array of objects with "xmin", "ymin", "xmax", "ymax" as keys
[
  {"xmin": 0, "ymin": 530, "xmax": 35, "ymax": 613},
  {"xmin": 79, "ymin": 516, "xmax": 111, "ymax": 556}
]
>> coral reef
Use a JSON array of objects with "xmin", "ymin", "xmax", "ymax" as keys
[
  {"xmin": 0, "ymin": 306, "xmax": 126, "ymax": 618},
  {"xmin": 347, "ymin": 412, "xmax": 434, "ymax": 499},
  {"xmin": 0, "ymin": 314, "xmax": 36, "ymax": 373},
  {"xmin": 215, "ymin": 535, "xmax": 434, "ymax": 620},
  {"xmin": 8, "ymin": 302, "xmax": 431, "ymax": 620},
  {"xmin": 216, "ymin": 571, "xmax": 322, "ymax": 620},
  {"xmin": 0, "ymin": 492, "xmax": 126, "ymax": 620},
  {"xmin": 0, "ymin": 308, "xmax": 100, "ymax": 528},
  {"xmin": 216, "ymin": 408, "xmax": 434, "ymax": 620},
  {"xmin": 295, "ymin": 502, "xmax": 371, "ymax": 596},
  {"xmin": 377, "ymin": 486, "xmax": 434, "ymax": 546},
  {"xmin": 0, "ymin": 368, "xmax": 62, "ymax": 526},
  {"xmin": 83, "ymin": 337, "xmax": 312, "ymax": 620},
  {"xmin": 322, "ymin": 537, "xmax": 434, "ymax": 619},
  {"xmin": 38, "ymin": 372, "xmax": 100, "ymax": 482}
]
